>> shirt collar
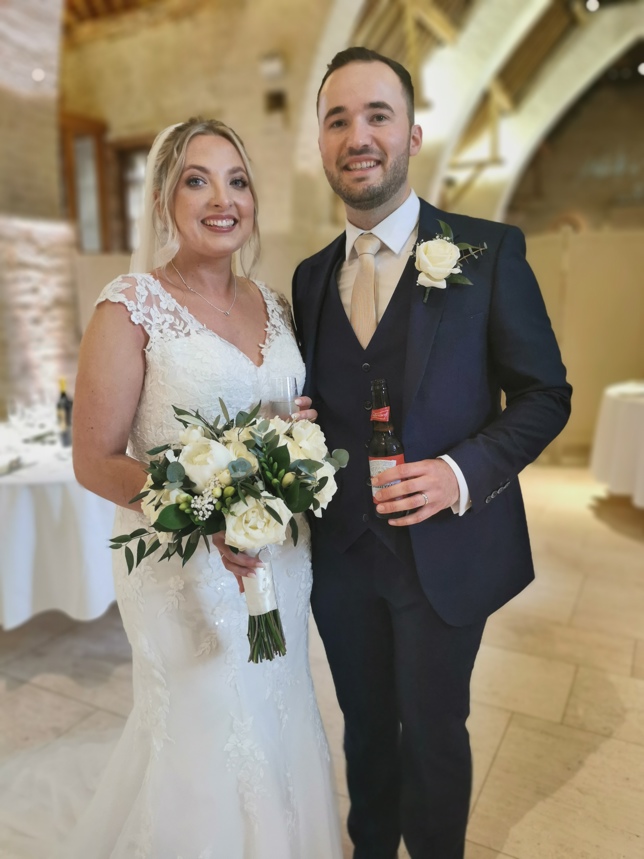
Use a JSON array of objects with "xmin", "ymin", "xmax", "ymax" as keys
[{"xmin": 345, "ymin": 190, "xmax": 420, "ymax": 260}]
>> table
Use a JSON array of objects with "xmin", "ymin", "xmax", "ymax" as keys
[
  {"xmin": 590, "ymin": 381, "xmax": 644, "ymax": 509},
  {"xmin": 0, "ymin": 446, "xmax": 117, "ymax": 630}
]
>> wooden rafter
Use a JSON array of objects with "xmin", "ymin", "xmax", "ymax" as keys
[{"xmin": 413, "ymin": 0, "xmax": 458, "ymax": 45}]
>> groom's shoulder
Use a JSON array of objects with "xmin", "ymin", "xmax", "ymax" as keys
[
  {"xmin": 419, "ymin": 197, "xmax": 520, "ymax": 247},
  {"xmin": 295, "ymin": 233, "xmax": 345, "ymax": 276}
]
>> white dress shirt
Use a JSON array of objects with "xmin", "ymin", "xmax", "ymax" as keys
[{"xmin": 339, "ymin": 190, "xmax": 472, "ymax": 516}]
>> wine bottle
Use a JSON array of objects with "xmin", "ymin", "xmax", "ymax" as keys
[
  {"xmin": 368, "ymin": 379, "xmax": 406, "ymax": 519},
  {"xmin": 56, "ymin": 377, "xmax": 73, "ymax": 447}
]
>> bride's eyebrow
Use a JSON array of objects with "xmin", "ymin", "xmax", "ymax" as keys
[
  {"xmin": 182, "ymin": 165, "xmax": 247, "ymax": 177},
  {"xmin": 183, "ymin": 164, "xmax": 210, "ymax": 174}
]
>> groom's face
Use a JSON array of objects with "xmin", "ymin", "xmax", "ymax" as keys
[{"xmin": 317, "ymin": 61, "xmax": 422, "ymax": 212}]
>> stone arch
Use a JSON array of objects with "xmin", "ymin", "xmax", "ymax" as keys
[
  {"xmin": 294, "ymin": 0, "xmax": 367, "ymax": 176},
  {"xmin": 452, "ymin": 2, "xmax": 644, "ymax": 220},
  {"xmin": 414, "ymin": 0, "xmax": 551, "ymax": 204}
]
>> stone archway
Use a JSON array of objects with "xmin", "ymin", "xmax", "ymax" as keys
[
  {"xmin": 451, "ymin": 1, "xmax": 644, "ymax": 220},
  {"xmin": 413, "ymin": 0, "xmax": 550, "ymax": 204}
]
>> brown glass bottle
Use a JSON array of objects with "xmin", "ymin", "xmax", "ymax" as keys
[
  {"xmin": 56, "ymin": 377, "xmax": 73, "ymax": 448},
  {"xmin": 368, "ymin": 379, "xmax": 406, "ymax": 519}
]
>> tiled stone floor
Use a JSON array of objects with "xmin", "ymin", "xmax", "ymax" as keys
[{"xmin": 1, "ymin": 466, "xmax": 643, "ymax": 858}]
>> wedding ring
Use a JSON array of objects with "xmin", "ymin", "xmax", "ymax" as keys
[{"xmin": 421, "ymin": 493, "xmax": 429, "ymax": 506}]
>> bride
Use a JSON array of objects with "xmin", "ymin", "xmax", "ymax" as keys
[{"xmin": 65, "ymin": 118, "xmax": 343, "ymax": 858}]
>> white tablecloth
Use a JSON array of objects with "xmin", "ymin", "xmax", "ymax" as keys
[
  {"xmin": 0, "ymin": 448, "xmax": 117, "ymax": 630},
  {"xmin": 590, "ymin": 381, "xmax": 644, "ymax": 509}
]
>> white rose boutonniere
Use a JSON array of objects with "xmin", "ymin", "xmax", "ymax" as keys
[{"xmin": 414, "ymin": 219, "xmax": 487, "ymax": 303}]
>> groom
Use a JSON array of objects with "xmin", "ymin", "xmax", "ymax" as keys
[{"xmin": 292, "ymin": 48, "xmax": 571, "ymax": 859}]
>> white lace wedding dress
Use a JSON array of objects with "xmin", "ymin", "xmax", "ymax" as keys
[{"xmin": 1, "ymin": 274, "xmax": 343, "ymax": 859}]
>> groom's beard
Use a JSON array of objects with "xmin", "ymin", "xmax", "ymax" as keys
[{"xmin": 324, "ymin": 150, "xmax": 410, "ymax": 211}]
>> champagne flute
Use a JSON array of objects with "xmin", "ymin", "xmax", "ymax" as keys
[{"xmin": 269, "ymin": 377, "xmax": 299, "ymax": 420}]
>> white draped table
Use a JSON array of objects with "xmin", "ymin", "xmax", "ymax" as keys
[
  {"xmin": 0, "ymin": 448, "xmax": 117, "ymax": 630},
  {"xmin": 590, "ymin": 381, "xmax": 644, "ymax": 509}
]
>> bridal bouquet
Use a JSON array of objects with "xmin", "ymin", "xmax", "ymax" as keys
[{"xmin": 111, "ymin": 401, "xmax": 348, "ymax": 663}]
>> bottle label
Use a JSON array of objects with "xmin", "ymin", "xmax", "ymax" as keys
[
  {"xmin": 368, "ymin": 455, "xmax": 405, "ymax": 499},
  {"xmin": 370, "ymin": 406, "xmax": 390, "ymax": 422}
]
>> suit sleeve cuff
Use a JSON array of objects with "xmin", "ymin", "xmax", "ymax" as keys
[{"xmin": 438, "ymin": 455, "xmax": 472, "ymax": 516}]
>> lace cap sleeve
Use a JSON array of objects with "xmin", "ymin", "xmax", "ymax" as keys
[
  {"xmin": 272, "ymin": 288, "xmax": 297, "ymax": 335},
  {"xmin": 95, "ymin": 273, "xmax": 154, "ymax": 333}
]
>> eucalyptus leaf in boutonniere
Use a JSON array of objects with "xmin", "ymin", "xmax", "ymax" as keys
[{"xmin": 413, "ymin": 220, "xmax": 487, "ymax": 303}]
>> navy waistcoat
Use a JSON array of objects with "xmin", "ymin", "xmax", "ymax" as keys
[{"xmin": 312, "ymin": 264, "xmax": 414, "ymax": 565}]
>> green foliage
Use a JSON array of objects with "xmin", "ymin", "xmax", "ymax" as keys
[{"xmin": 155, "ymin": 504, "xmax": 192, "ymax": 531}]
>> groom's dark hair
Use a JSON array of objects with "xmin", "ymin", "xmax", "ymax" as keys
[{"xmin": 317, "ymin": 47, "xmax": 415, "ymax": 124}]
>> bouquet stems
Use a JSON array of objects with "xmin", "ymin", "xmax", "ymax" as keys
[
  {"xmin": 248, "ymin": 610, "xmax": 286, "ymax": 663},
  {"xmin": 243, "ymin": 548, "xmax": 286, "ymax": 663}
]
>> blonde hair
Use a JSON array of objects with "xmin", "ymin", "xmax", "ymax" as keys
[{"xmin": 152, "ymin": 117, "xmax": 260, "ymax": 275}]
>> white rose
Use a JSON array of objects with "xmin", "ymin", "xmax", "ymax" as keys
[
  {"xmin": 225, "ymin": 494, "xmax": 290, "ymax": 550},
  {"xmin": 284, "ymin": 437, "xmax": 305, "ymax": 463},
  {"xmin": 267, "ymin": 416, "xmax": 292, "ymax": 436},
  {"xmin": 178, "ymin": 439, "xmax": 233, "ymax": 493},
  {"xmin": 313, "ymin": 461, "xmax": 338, "ymax": 518},
  {"xmin": 227, "ymin": 440, "xmax": 259, "ymax": 473},
  {"xmin": 290, "ymin": 420, "xmax": 328, "ymax": 461},
  {"xmin": 140, "ymin": 475, "xmax": 183, "ymax": 525},
  {"xmin": 415, "ymin": 238, "xmax": 461, "ymax": 289},
  {"xmin": 179, "ymin": 425, "xmax": 205, "ymax": 445},
  {"xmin": 221, "ymin": 426, "xmax": 254, "ymax": 444}
]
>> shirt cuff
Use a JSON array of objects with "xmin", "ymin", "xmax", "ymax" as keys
[{"xmin": 438, "ymin": 455, "xmax": 472, "ymax": 516}]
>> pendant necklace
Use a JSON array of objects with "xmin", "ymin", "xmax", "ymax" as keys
[{"xmin": 170, "ymin": 261, "xmax": 238, "ymax": 317}]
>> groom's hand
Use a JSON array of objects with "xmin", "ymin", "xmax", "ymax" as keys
[{"xmin": 371, "ymin": 458, "xmax": 459, "ymax": 525}]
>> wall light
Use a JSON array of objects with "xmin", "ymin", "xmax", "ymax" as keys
[
  {"xmin": 31, "ymin": 68, "xmax": 45, "ymax": 82},
  {"xmin": 259, "ymin": 53, "xmax": 286, "ymax": 81},
  {"xmin": 586, "ymin": 0, "xmax": 600, "ymax": 11},
  {"xmin": 638, "ymin": 62, "xmax": 644, "ymax": 77}
]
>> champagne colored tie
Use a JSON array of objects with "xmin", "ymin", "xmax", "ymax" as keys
[{"xmin": 350, "ymin": 232, "xmax": 381, "ymax": 349}]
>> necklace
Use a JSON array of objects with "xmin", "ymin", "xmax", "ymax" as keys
[{"xmin": 170, "ymin": 261, "xmax": 238, "ymax": 317}]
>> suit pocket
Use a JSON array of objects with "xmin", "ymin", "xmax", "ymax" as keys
[{"xmin": 439, "ymin": 308, "xmax": 486, "ymax": 323}]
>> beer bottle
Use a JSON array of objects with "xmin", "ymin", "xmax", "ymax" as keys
[{"xmin": 368, "ymin": 379, "xmax": 406, "ymax": 519}]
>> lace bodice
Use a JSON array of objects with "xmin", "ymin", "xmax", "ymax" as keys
[{"xmin": 96, "ymin": 272, "xmax": 305, "ymax": 461}]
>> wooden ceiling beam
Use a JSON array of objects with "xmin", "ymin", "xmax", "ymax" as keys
[
  {"xmin": 489, "ymin": 78, "xmax": 514, "ymax": 114},
  {"xmin": 413, "ymin": 0, "xmax": 458, "ymax": 46},
  {"xmin": 355, "ymin": 0, "xmax": 402, "ymax": 51},
  {"xmin": 356, "ymin": 2, "xmax": 402, "ymax": 51}
]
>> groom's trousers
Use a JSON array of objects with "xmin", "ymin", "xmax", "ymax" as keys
[{"xmin": 311, "ymin": 529, "xmax": 485, "ymax": 859}]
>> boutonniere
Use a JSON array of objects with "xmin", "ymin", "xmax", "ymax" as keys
[{"xmin": 413, "ymin": 220, "xmax": 487, "ymax": 303}]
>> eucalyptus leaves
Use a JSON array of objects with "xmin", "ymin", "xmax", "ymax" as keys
[{"xmin": 110, "ymin": 400, "xmax": 348, "ymax": 662}]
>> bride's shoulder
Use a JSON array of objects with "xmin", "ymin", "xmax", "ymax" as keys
[
  {"xmin": 95, "ymin": 271, "xmax": 167, "ymax": 310},
  {"xmin": 253, "ymin": 280, "xmax": 293, "ymax": 316}
]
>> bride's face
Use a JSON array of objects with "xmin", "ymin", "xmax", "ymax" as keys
[{"xmin": 172, "ymin": 134, "xmax": 254, "ymax": 261}]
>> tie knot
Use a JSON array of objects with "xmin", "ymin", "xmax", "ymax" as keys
[{"xmin": 354, "ymin": 233, "xmax": 381, "ymax": 257}]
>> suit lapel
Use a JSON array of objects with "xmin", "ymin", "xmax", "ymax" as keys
[
  {"xmin": 302, "ymin": 234, "xmax": 345, "ymax": 392},
  {"xmin": 402, "ymin": 200, "xmax": 449, "ymax": 428}
]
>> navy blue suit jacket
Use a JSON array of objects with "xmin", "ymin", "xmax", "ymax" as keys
[{"xmin": 292, "ymin": 198, "xmax": 572, "ymax": 626}]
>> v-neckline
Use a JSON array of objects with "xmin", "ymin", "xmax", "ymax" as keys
[{"xmin": 149, "ymin": 274, "xmax": 271, "ymax": 369}]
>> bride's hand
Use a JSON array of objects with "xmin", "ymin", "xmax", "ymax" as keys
[
  {"xmin": 293, "ymin": 396, "xmax": 317, "ymax": 422},
  {"xmin": 211, "ymin": 532, "xmax": 261, "ymax": 594}
]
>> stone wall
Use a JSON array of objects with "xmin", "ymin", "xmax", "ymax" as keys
[
  {"xmin": 0, "ymin": 217, "xmax": 79, "ymax": 411},
  {"xmin": 0, "ymin": 0, "xmax": 63, "ymax": 219},
  {"xmin": 0, "ymin": 0, "xmax": 79, "ymax": 411},
  {"xmin": 62, "ymin": 0, "xmax": 333, "ymax": 241}
]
